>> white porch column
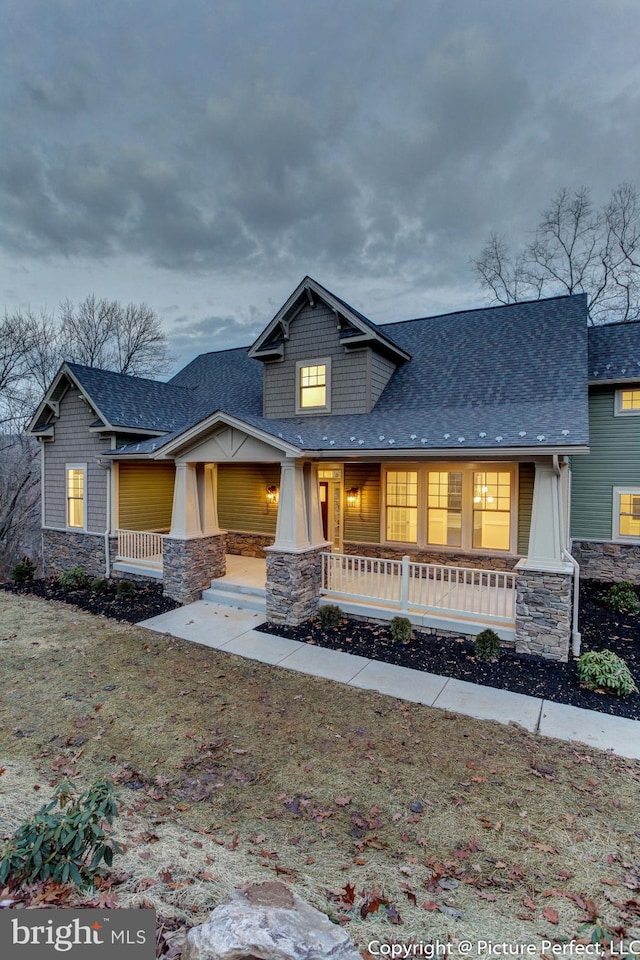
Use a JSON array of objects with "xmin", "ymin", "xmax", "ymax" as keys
[
  {"xmin": 272, "ymin": 459, "xmax": 311, "ymax": 551},
  {"xmin": 306, "ymin": 462, "xmax": 327, "ymax": 548},
  {"xmin": 170, "ymin": 461, "xmax": 202, "ymax": 539},
  {"xmin": 199, "ymin": 463, "xmax": 221, "ymax": 536},
  {"xmin": 517, "ymin": 461, "xmax": 571, "ymax": 573}
]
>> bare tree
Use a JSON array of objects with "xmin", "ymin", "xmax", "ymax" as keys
[
  {"xmin": 473, "ymin": 183, "xmax": 640, "ymax": 324},
  {"xmin": 0, "ymin": 297, "xmax": 170, "ymax": 575}
]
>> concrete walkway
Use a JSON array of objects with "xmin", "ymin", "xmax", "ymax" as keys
[{"xmin": 139, "ymin": 599, "xmax": 640, "ymax": 762}]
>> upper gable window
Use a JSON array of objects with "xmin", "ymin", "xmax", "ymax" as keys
[
  {"xmin": 615, "ymin": 388, "xmax": 640, "ymax": 415},
  {"xmin": 296, "ymin": 359, "xmax": 331, "ymax": 413}
]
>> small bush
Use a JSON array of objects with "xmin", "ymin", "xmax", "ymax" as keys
[
  {"xmin": 577, "ymin": 649, "xmax": 638, "ymax": 697},
  {"xmin": 390, "ymin": 616, "xmax": 413, "ymax": 644},
  {"xmin": 116, "ymin": 579, "xmax": 136, "ymax": 599},
  {"xmin": 57, "ymin": 566, "xmax": 91, "ymax": 591},
  {"xmin": 0, "ymin": 779, "xmax": 123, "ymax": 889},
  {"xmin": 91, "ymin": 577, "xmax": 112, "ymax": 595},
  {"xmin": 474, "ymin": 628, "xmax": 501, "ymax": 661},
  {"xmin": 318, "ymin": 604, "xmax": 342, "ymax": 628},
  {"xmin": 602, "ymin": 581, "xmax": 640, "ymax": 615},
  {"xmin": 11, "ymin": 556, "xmax": 36, "ymax": 583}
]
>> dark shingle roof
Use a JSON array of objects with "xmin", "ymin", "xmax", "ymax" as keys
[
  {"xmin": 107, "ymin": 292, "xmax": 592, "ymax": 456},
  {"xmin": 588, "ymin": 320, "xmax": 640, "ymax": 382}
]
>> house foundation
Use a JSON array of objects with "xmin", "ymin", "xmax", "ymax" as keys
[
  {"xmin": 265, "ymin": 545, "xmax": 325, "ymax": 625},
  {"xmin": 42, "ymin": 529, "xmax": 108, "ymax": 578},
  {"xmin": 163, "ymin": 533, "xmax": 227, "ymax": 604},
  {"xmin": 514, "ymin": 567, "xmax": 573, "ymax": 661},
  {"xmin": 571, "ymin": 540, "xmax": 640, "ymax": 584}
]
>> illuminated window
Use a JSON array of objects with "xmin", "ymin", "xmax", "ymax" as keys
[
  {"xmin": 428, "ymin": 471, "xmax": 462, "ymax": 546},
  {"xmin": 386, "ymin": 470, "xmax": 418, "ymax": 542},
  {"xmin": 615, "ymin": 488, "xmax": 640, "ymax": 540},
  {"xmin": 297, "ymin": 359, "xmax": 330, "ymax": 412},
  {"xmin": 472, "ymin": 471, "xmax": 512, "ymax": 550},
  {"xmin": 66, "ymin": 465, "xmax": 86, "ymax": 529},
  {"xmin": 616, "ymin": 388, "xmax": 640, "ymax": 415}
]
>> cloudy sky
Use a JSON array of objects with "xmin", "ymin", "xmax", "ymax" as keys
[{"xmin": 2, "ymin": 0, "xmax": 639, "ymax": 374}]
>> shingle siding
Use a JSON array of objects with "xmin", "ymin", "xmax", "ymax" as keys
[
  {"xmin": 570, "ymin": 385, "xmax": 640, "ymax": 540},
  {"xmin": 44, "ymin": 386, "xmax": 109, "ymax": 532}
]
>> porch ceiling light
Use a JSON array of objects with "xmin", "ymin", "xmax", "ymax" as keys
[{"xmin": 266, "ymin": 485, "xmax": 279, "ymax": 505}]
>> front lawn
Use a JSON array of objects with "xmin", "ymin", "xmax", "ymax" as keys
[{"xmin": 0, "ymin": 592, "xmax": 638, "ymax": 955}]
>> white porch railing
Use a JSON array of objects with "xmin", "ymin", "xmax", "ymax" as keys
[
  {"xmin": 116, "ymin": 529, "xmax": 165, "ymax": 569},
  {"xmin": 321, "ymin": 552, "xmax": 516, "ymax": 625}
]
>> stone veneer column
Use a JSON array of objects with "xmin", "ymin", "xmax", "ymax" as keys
[
  {"xmin": 265, "ymin": 544, "xmax": 325, "ymax": 625},
  {"xmin": 163, "ymin": 533, "xmax": 227, "ymax": 604},
  {"xmin": 514, "ymin": 565, "xmax": 573, "ymax": 661}
]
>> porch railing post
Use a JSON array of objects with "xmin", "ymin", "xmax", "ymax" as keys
[{"xmin": 401, "ymin": 555, "xmax": 410, "ymax": 613}]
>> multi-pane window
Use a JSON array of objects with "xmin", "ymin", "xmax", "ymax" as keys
[
  {"xmin": 427, "ymin": 471, "xmax": 462, "ymax": 546},
  {"xmin": 617, "ymin": 490, "xmax": 640, "ymax": 539},
  {"xmin": 66, "ymin": 466, "xmax": 85, "ymax": 529},
  {"xmin": 299, "ymin": 363, "xmax": 327, "ymax": 409},
  {"xmin": 617, "ymin": 389, "xmax": 640, "ymax": 414},
  {"xmin": 472, "ymin": 471, "xmax": 511, "ymax": 550},
  {"xmin": 386, "ymin": 470, "xmax": 418, "ymax": 542}
]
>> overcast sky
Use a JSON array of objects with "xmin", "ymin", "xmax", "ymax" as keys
[{"xmin": 2, "ymin": 0, "xmax": 639, "ymax": 375}]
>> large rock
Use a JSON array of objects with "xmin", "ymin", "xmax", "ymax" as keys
[{"xmin": 182, "ymin": 881, "xmax": 361, "ymax": 960}]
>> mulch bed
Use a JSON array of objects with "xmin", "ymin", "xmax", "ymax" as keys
[
  {"xmin": 257, "ymin": 579, "xmax": 640, "ymax": 721},
  {"xmin": 3, "ymin": 577, "xmax": 639, "ymax": 720},
  {"xmin": 1, "ymin": 577, "xmax": 180, "ymax": 623}
]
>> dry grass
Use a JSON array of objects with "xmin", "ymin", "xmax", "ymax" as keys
[{"xmin": 1, "ymin": 591, "xmax": 639, "ymax": 951}]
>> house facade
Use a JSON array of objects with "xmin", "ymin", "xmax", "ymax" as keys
[{"xmin": 27, "ymin": 278, "xmax": 640, "ymax": 662}]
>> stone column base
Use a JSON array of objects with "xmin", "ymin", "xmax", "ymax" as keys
[
  {"xmin": 163, "ymin": 533, "xmax": 227, "ymax": 604},
  {"xmin": 515, "ymin": 564, "xmax": 573, "ymax": 662},
  {"xmin": 265, "ymin": 545, "xmax": 325, "ymax": 625}
]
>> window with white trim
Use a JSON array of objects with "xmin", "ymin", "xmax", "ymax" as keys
[
  {"xmin": 614, "ymin": 487, "xmax": 640, "ymax": 540},
  {"xmin": 296, "ymin": 359, "xmax": 331, "ymax": 412},
  {"xmin": 383, "ymin": 464, "xmax": 516, "ymax": 552},
  {"xmin": 66, "ymin": 465, "xmax": 86, "ymax": 529},
  {"xmin": 615, "ymin": 388, "xmax": 640, "ymax": 415}
]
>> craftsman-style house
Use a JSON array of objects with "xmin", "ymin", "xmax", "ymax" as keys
[{"xmin": 27, "ymin": 277, "xmax": 640, "ymax": 661}]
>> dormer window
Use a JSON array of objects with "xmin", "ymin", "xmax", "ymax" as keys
[{"xmin": 296, "ymin": 358, "xmax": 331, "ymax": 413}]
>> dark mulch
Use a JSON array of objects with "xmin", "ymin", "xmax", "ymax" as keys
[
  {"xmin": 1, "ymin": 577, "xmax": 180, "ymax": 623},
  {"xmin": 257, "ymin": 579, "xmax": 640, "ymax": 721}
]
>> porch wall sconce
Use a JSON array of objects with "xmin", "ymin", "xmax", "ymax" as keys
[
  {"xmin": 266, "ymin": 485, "xmax": 279, "ymax": 505},
  {"xmin": 346, "ymin": 486, "xmax": 360, "ymax": 507}
]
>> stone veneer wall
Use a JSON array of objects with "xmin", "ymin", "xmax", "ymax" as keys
[
  {"xmin": 163, "ymin": 534, "xmax": 227, "ymax": 604},
  {"xmin": 343, "ymin": 542, "xmax": 518, "ymax": 572},
  {"xmin": 225, "ymin": 531, "xmax": 275, "ymax": 559},
  {"xmin": 515, "ymin": 569, "xmax": 573, "ymax": 661},
  {"xmin": 571, "ymin": 540, "xmax": 640, "ymax": 584},
  {"xmin": 42, "ymin": 529, "xmax": 108, "ymax": 578},
  {"xmin": 266, "ymin": 546, "xmax": 324, "ymax": 625}
]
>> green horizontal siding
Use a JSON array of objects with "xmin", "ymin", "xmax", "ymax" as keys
[
  {"xmin": 217, "ymin": 464, "xmax": 280, "ymax": 534},
  {"xmin": 517, "ymin": 463, "xmax": 534, "ymax": 555},
  {"xmin": 571, "ymin": 387, "xmax": 640, "ymax": 539},
  {"xmin": 343, "ymin": 463, "xmax": 381, "ymax": 543}
]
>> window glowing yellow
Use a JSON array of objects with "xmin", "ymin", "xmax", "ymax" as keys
[
  {"xmin": 386, "ymin": 470, "xmax": 418, "ymax": 542},
  {"xmin": 67, "ymin": 468, "xmax": 85, "ymax": 528},
  {"xmin": 619, "ymin": 493, "xmax": 640, "ymax": 538},
  {"xmin": 620, "ymin": 389, "xmax": 640, "ymax": 411},
  {"xmin": 427, "ymin": 471, "xmax": 462, "ymax": 546},
  {"xmin": 300, "ymin": 364, "xmax": 327, "ymax": 408},
  {"xmin": 472, "ymin": 471, "xmax": 511, "ymax": 550}
]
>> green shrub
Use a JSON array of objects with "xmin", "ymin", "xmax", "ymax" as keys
[
  {"xmin": 318, "ymin": 604, "xmax": 342, "ymax": 628},
  {"xmin": 474, "ymin": 628, "xmax": 501, "ymax": 661},
  {"xmin": 577, "ymin": 649, "xmax": 638, "ymax": 697},
  {"xmin": 0, "ymin": 779, "xmax": 123, "ymax": 888},
  {"xmin": 11, "ymin": 556, "xmax": 36, "ymax": 583},
  {"xmin": 91, "ymin": 577, "xmax": 112, "ymax": 595},
  {"xmin": 57, "ymin": 566, "xmax": 91, "ymax": 591},
  {"xmin": 116, "ymin": 578, "xmax": 136, "ymax": 599},
  {"xmin": 602, "ymin": 581, "xmax": 640, "ymax": 615},
  {"xmin": 390, "ymin": 616, "xmax": 413, "ymax": 644}
]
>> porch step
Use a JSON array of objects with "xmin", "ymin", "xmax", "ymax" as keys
[{"xmin": 201, "ymin": 580, "xmax": 266, "ymax": 614}]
